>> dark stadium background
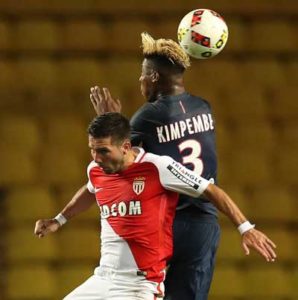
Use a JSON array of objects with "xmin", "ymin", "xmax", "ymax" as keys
[{"xmin": 0, "ymin": 0, "xmax": 297, "ymax": 299}]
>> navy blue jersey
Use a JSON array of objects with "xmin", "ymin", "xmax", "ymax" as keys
[{"xmin": 130, "ymin": 92, "xmax": 217, "ymax": 216}]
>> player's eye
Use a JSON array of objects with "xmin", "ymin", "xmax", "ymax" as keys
[{"xmin": 97, "ymin": 149, "xmax": 109, "ymax": 155}]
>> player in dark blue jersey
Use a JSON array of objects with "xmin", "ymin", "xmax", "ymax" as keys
[
  {"xmin": 90, "ymin": 33, "xmax": 275, "ymax": 300},
  {"xmin": 129, "ymin": 93, "xmax": 219, "ymax": 300},
  {"xmin": 131, "ymin": 33, "xmax": 218, "ymax": 300},
  {"xmin": 130, "ymin": 93, "xmax": 218, "ymax": 215}
]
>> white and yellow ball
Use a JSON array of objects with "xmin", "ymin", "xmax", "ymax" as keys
[{"xmin": 178, "ymin": 9, "xmax": 228, "ymax": 59}]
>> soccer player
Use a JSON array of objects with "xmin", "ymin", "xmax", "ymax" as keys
[
  {"xmin": 89, "ymin": 32, "xmax": 220, "ymax": 300},
  {"xmin": 34, "ymin": 113, "xmax": 276, "ymax": 300}
]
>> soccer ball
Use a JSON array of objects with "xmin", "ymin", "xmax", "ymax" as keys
[{"xmin": 177, "ymin": 9, "xmax": 228, "ymax": 59}]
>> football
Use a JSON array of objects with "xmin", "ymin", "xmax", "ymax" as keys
[{"xmin": 177, "ymin": 9, "xmax": 228, "ymax": 59}]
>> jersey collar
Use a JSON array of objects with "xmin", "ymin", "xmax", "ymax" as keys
[{"xmin": 133, "ymin": 147, "xmax": 146, "ymax": 163}]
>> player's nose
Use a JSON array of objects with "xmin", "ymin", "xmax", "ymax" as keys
[
  {"xmin": 95, "ymin": 156, "xmax": 102, "ymax": 164},
  {"xmin": 93, "ymin": 152, "xmax": 103, "ymax": 164}
]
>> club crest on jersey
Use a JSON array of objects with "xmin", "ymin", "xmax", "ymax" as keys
[{"xmin": 133, "ymin": 177, "xmax": 145, "ymax": 195}]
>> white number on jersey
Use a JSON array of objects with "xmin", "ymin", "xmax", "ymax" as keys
[{"xmin": 178, "ymin": 139, "xmax": 203, "ymax": 175}]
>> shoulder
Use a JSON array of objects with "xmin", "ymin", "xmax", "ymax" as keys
[
  {"xmin": 201, "ymin": 97, "xmax": 211, "ymax": 108},
  {"xmin": 132, "ymin": 102, "xmax": 156, "ymax": 117},
  {"xmin": 130, "ymin": 102, "xmax": 163, "ymax": 125},
  {"xmin": 141, "ymin": 152, "xmax": 174, "ymax": 168},
  {"xmin": 201, "ymin": 98, "xmax": 212, "ymax": 110},
  {"xmin": 87, "ymin": 161, "xmax": 99, "ymax": 176},
  {"xmin": 188, "ymin": 93, "xmax": 212, "ymax": 108}
]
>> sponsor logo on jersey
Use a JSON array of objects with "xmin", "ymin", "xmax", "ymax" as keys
[
  {"xmin": 133, "ymin": 177, "xmax": 145, "ymax": 195},
  {"xmin": 100, "ymin": 200, "xmax": 142, "ymax": 218},
  {"xmin": 167, "ymin": 161, "xmax": 204, "ymax": 190},
  {"xmin": 156, "ymin": 113, "xmax": 214, "ymax": 143}
]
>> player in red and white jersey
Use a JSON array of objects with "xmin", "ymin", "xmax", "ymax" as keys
[
  {"xmin": 86, "ymin": 147, "xmax": 208, "ymax": 285},
  {"xmin": 34, "ymin": 113, "xmax": 276, "ymax": 300}
]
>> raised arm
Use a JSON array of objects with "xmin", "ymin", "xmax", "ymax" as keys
[{"xmin": 34, "ymin": 185, "xmax": 95, "ymax": 238}]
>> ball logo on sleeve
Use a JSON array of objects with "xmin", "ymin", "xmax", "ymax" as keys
[{"xmin": 133, "ymin": 177, "xmax": 145, "ymax": 195}]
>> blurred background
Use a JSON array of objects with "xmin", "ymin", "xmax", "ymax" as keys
[{"xmin": 0, "ymin": 0, "xmax": 297, "ymax": 299}]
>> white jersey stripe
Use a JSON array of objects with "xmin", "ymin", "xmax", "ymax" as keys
[{"xmin": 100, "ymin": 219, "xmax": 139, "ymax": 271}]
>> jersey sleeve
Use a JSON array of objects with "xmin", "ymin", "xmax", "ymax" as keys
[
  {"xmin": 144, "ymin": 154, "xmax": 210, "ymax": 197},
  {"xmin": 86, "ymin": 161, "xmax": 97, "ymax": 194},
  {"xmin": 87, "ymin": 181, "xmax": 95, "ymax": 194}
]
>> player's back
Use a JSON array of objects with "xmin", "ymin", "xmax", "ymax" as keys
[{"xmin": 130, "ymin": 92, "xmax": 217, "ymax": 215}]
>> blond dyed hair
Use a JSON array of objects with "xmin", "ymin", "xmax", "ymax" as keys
[{"xmin": 141, "ymin": 32, "xmax": 190, "ymax": 69}]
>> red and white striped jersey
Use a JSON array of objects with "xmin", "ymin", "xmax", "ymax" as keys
[{"xmin": 87, "ymin": 148, "xmax": 210, "ymax": 283}]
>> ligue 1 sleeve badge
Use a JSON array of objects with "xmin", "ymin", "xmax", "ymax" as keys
[{"xmin": 133, "ymin": 177, "xmax": 145, "ymax": 195}]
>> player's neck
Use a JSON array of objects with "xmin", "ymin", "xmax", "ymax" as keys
[
  {"xmin": 157, "ymin": 85, "xmax": 185, "ymax": 98},
  {"xmin": 122, "ymin": 148, "xmax": 139, "ymax": 170}
]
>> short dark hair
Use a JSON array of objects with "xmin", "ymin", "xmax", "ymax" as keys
[
  {"xmin": 145, "ymin": 54, "xmax": 185, "ymax": 74},
  {"xmin": 88, "ymin": 112, "xmax": 131, "ymax": 144}
]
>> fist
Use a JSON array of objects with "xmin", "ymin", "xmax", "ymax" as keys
[{"xmin": 34, "ymin": 219, "xmax": 60, "ymax": 238}]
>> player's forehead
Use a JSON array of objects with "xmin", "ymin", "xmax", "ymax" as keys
[{"xmin": 88, "ymin": 135, "xmax": 113, "ymax": 149}]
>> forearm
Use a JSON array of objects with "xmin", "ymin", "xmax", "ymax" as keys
[
  {"xmin": 203, "ymin": 184, "xmax": 247, "ymax": 227},
  {"xmin": 202, "ymin": 184, "xmax": 277, "ymax": 262},
  {"xmin": 59, "ymin": 185, "xmax": 96, "ymax": 221}
]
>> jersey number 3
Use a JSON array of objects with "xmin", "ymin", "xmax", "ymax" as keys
[{"xmin": 178, "ymin": 139, "xmax": 203, "ymax": 175}]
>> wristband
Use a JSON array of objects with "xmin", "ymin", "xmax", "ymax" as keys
[
  {"xmin": 54, "ymin": 213, "xmax": 67, "ymax": 226},
  {"xmin": 238, "ymin": 221, "xmax": 255, "ymax": 235}
]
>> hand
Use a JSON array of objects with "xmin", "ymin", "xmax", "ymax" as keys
[
  {"xmin": 34, "ymin": 219, "xmax": 60, "ymax": 238},
  {"xmin": 90, "ymin": 86, "xmax": 122, "ymax": 116},
  {"xmin": 241, "ymin": 228, "xmax": 277, "ymax": 262}
]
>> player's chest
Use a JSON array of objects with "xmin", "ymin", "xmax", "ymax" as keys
[{"xmin": 92, "ymin": 166, "xmax": 163, "ymax": 208}]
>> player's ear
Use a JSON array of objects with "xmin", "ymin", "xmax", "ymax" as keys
[
  {"xmin": 151, "ymin": 71, "xmax": 159, "ymax": 82},
  {"xmin": 122, "ymin": 139, "xmax": 131, "ymax": 154}
]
